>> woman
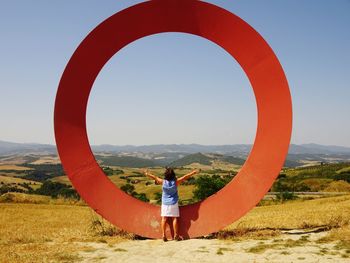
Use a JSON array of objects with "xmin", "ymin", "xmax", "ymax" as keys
[{"xmin": 143, "ymin": 167, "xmax": 200, "ymax": 241}]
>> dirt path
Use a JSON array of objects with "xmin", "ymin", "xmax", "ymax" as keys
[{"xmin": 77, "ymin": 232, "xmax": 349, "ymax": 262}]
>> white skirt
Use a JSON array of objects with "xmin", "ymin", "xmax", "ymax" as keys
[{"xmin": 161, "ymin": 202, "xmax": 180, "ymax": 217}]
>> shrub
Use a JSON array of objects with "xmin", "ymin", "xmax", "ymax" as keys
[
  {"xmin": 102, "ymin": 167, "xmax": 114, "ymax": 176},
  {"xmin": 275, "ymin": 191, "xmax": 297, "ymax": 202},
  {"xmin": 294, "ymin": 182, "xmax": 311, "ymax": 192},
  {"xmin": 120, "ymin": 183, "xmax": 149, "ymax": 202},
  {"xmin": 24, "ymin": 171, "xmax": 53, "ymax": 182},
  {"xmin": 0, "ymin": 185, "xmax": 25, "ymax": 195},
  {"xmin": 89, "ymin": 213, "xmax": 136, "ymax": 239},
  {"xmin": 120, "ymin": 184, "xmax": 135, "ymax": 194},
  {"xmin": 271, "ymin": 180, "xmax": 292, "ymax": 192},
  {"xmin": 133, "ymin": 192, "xmax": 149, "ymax": 202},
  {"xmin": 35, "ymin": 181, "xmax": 80, "ymax": 199},
  {"xmin": 180, "ymin": 176, "xmax": 196, "ymax": 185},
  {"xmin": 102, "ymin": 167, "xmax": 124, "ymax": 176},
  {"xmin": 277, "ymin": 173, "xmax": 287, "ymax": 179},
  {"xmin": 0, "ymin": 192, "xmax": 16, "ymax": 202},
  {"xmin": 334, "ymin": 172, "xmax": 350, "ymax": 183}
]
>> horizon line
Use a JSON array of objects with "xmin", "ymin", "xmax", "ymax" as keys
[{"xmin": 1, "ymin": 140, "xmax": 350, "ymax": 148}]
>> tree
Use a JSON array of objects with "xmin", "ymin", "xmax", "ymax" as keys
[
  {"xmin": 120, "ymin": 184, "xmax": 135, "ymax": 195},
  {"xmin": 102, "ymin": 167, "xmax": 114, "ymax": 176},
  {"xmin": 294, "ymin": 182, "xmax": 311, "ymax": 192},
  {"xmin": 120, "ymin": 183, "xmax": 149, "ymax": 202},
  {"xmin": 271, "ymin": 178, "xmax": 297, "ymax": 202},
  {"xmin": 334, "ymin": 172, "xmax": 350, "ymax": 183},
  {"xmin": 275, "ymin": 191, "xmax": 297, "ymax": 202},
  {"xmin": 35, "ymin": 181, "xmax": 79, "ymax": 199},
  {"xmin": 133, "ymin": 193, "xmax": 149, "ymax": 202},
  {"xmin": 193, "ymin": 175, "xmax": 230, "ymax": 201}
]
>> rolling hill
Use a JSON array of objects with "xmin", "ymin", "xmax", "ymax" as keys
[
  {"xmin": 1, "ymin": 141, "xmax": 350, "ymax": 168},
  {"xmin": 168, "ymin": 153, "xmax": 212, "ymax": 167},
  {"xmin": 1, "ymin": 140, "xmax": 350, "ymax": 156},
  {"xmin": 97, "ymin": 155, "xmax": 157, "ymax": 168},
  {"xmin": 168, "ymin": 153, "xmax": 246, "ymax": 167},
  {"xmin": 0, "ymin": 141, "xmax": 56, "ymax": 155}
]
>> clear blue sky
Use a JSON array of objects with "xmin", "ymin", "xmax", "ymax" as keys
[{"xmin": 0, "ymin": 1, "xmax": 349, "ymax": 146}]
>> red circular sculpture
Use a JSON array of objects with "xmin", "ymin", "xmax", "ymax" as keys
[{"xmin": 54, "ymin": 0, "xmax": 292, "ymax": 239}]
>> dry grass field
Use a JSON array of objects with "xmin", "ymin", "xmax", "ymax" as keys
[
  {"xmin": 0, "ymin": 175, "xmax": 42, "ymax": 191},
  {"xmin": 50, "ymin": 175, "xmax": 73, "ymax": 186},
  {"xmin": 183, "ymin": 161, "xmax": 241, "ymax": 171},
  {"xmin": 0, "ymin": 193, "xmax": 349, "ymax": 262},
  {"xmin": 0, "ymin": 175, "xmax": 41, "ymax": 187},
  {"xmin": 0, "ymin": 194, "xmax": 128, "ymax": 262},
  {"xmin": 0, "ymin": 165, "xmax": 32, "ymax": 171},
  {"xmin": 227, "ymin": 195, "xmax": 350, "ymax": 231},
  {"xmin": 30, "ymin": 156, "xmax": 61, "ymax": 165}
]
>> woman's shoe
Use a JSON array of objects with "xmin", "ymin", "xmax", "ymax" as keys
[
  {"xmin": 162, "ymin": 236, "xmax": 168, "ymax": 242},
  {"xmin": 174, "ymin": 235, "xmax": 181, "ymax": 241}
]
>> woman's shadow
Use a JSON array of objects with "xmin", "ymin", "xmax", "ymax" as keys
[{"xmin": 166, "ymin": 202, "xmax": 200, "ymax": 240}]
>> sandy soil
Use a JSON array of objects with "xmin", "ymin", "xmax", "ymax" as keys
[{"xmin": 76, "ymin": 232, "xmax": 349, "ymax": 263}]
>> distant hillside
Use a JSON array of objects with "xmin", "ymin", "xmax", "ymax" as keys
[
  {"xmin": 1, "ymin": 140, "xmax": 350, "ymax": 167},
  {"xmin": 222, "ymin": 155, "xmax": 246, "ymax": 165},
  {"xmin": 91, "ymin": 144, "xmax": 252, "ymax": 155},
  {"xmin": 284, "ymin": 158, "xmax": 302, "ymax": 168},
  {"xmin": 168, "ymin": 153, "xmax": 246, "ymax": 167},
  {"xmin": 169, "ymin": 153, "xmax": 212, "ymax": 167},
  {"xmin": 93, "ymin": 143, "xmax": 350, "ymax": 155},
  {"xmin": 289, "ymin": 144, "xmax": 350, "ymax": 154},
  {"xmin": 273, "ymin": 162, "xmax": 350, "ymax": 192},
  {"xmin": 0, "ymin": 140, "xmax": 56, "ymax": 155},
  {"xmin": 97, "ymin": 155, "xmax": 157, "ymax": 168}
]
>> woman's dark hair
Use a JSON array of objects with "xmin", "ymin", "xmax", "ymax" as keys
[{"xmin": 164, "ymin": 167, "xmax": 176, "ymax": 181}]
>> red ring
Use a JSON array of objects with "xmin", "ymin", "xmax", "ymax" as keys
[{"xmin": 54, "ymin": 0, "xmax": 292, "ymax": 239}]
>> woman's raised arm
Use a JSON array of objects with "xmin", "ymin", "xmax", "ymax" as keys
[
  {"xmin": 177, "ymin": 169, "xmax": 201, "ymax": 185},
  {"xmin": 142, "ymin": 169, "xmax": 163, "ymax": 184}
]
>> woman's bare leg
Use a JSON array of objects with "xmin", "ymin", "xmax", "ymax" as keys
[
  {"xmin": 173, "ymin": 217, "xmax": 179, "ymax": 239},
  {"xmin": 161, "ymin": 217, "xmax": 167, "ymax": 241}
]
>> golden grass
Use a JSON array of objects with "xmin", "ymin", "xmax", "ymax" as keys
[
  {"xmin": 0, "ymin": 201, "xmax": 127, "ymax": 262},
  {"xmin": 30, "ymin": 156, "xmax": 60, "ymax": 165},
  {"xmin": 321, "ymin": 225, "xmax": 350, "ymax": 243},
  {"xmin": 184, "ymin": 161, "xmax": 240, "ymax": 171},
  {"xmin": 324, "ymin": 180, "xmax": 350, "ymax": 192},
  {"xmin": 0, "ymin": 203, "xmax": 89, "ymax": 262},
  {"xmin": 0, "ymin": 175, "xmax": 42, "ymax": 187},
  {"xmin": 50, "ymin": 175, "xmax": 73, "ymax": 186},
  {"xmin": 0, "ymin": 165, "xmax": 32, "ymax": 171},
  {"xmin": 0, "ymin": 192, "xmax": 85, "ymax": 205},
  {"xmin": 337, "ymin": 167, "xmax": 350, "ymax": 173},
  {"xmin": 219, "ymin": 195, "xmax": 350, "ymax": 242},
  {"xmin": 226, "ymin": 195, "xmax": 350, "ymax": 231},
  {"xmin": 1, "ymin": 193, "xmax": 349, "ymax": 261}
]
